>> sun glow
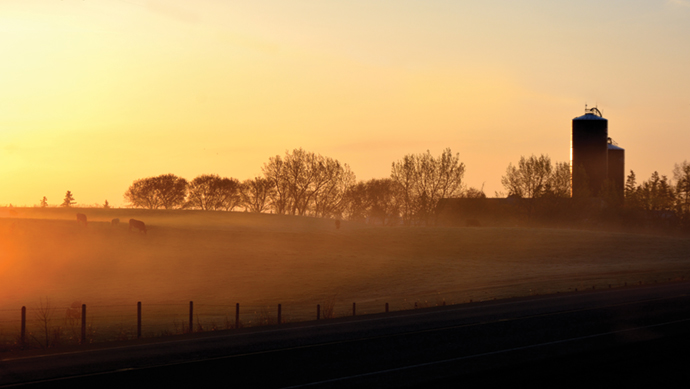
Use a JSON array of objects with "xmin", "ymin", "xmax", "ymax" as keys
[{"xmin": 1, "ymin": 1, "xmax": 689, "ymax": 206}]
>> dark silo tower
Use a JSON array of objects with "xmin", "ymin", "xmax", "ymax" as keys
[
  {"xmin": 571, "ymin": 107, "xmax": 608, "ymax": 197},
  {"xmin": 607, "ymin": 139, "xmax": 625, "ymax": 201}
]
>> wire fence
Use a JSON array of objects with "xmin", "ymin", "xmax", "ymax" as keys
[
  {"xmin": 1, "ymin": 275, "xmax": 686, "ymax": 353},
  {"xmin": 0, "ymin": 298, "xmax": 428, "ymax": 351}
]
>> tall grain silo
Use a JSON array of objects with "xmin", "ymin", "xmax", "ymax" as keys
[
  {"xmin": 607, "ymin": 139, "xmax": 625, "ymax": 200},
  {"xmin": 571, "ymin": 107, "xmax": 608, "ymax": 197}
]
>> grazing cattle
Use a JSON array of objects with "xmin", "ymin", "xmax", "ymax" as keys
[
  {"xmin": 129, "ymin": 219, "xmax": 147, "ymax": 234},
  {"xmin": 111, "ymin": 218, "xmax": 120, "ymax": 227},
  {"xmin": 76, "ymin": 213, "xmax": 88, "ymax": 227}
]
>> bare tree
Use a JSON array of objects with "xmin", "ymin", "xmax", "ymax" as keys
[
  {"xmin": 368, "ymin": 178, "xmax": 402, "ymax": 224},
  {"xmin": 262, "ymin": 154, "xmax": 290, "ymax": 214},
  {"xmin": 262, "ymin": 148, "xmax": 355, "ymax": 217},
  {"xmin": 501, "ymin": 155, "xmax": 553, "ymax": 198},
  {"xmin": 343, "ymin": 178, "xmax": 402, "ymax": 224},
  {"xmin": 390, "ymin": 154, "xmax": 417, "ymax": 225},
  {"xmin": 124, "ymin": 174, "xmax": 188, "ymax": 209},
  {"xmin": 154, "ymin": 174, "xmax": 189, "ymax": 209},
  {"xmin": 33, "ymin": 298, "xmax": 56, "ymax": 349},
  {"xmin": 342, "ymin": 181, "xmax": 370, "ymax": 222},
  {"xmin": 546, "ymin": 162, "xmax": 571, "ymax": 198},
  {"xmin": 187, "ymin": 174, "xmax": 242, "ymax": 211},
  {"xmin": 241, "ymin": 177, "xmax": 274, "ymax": 213},
  {"xmin": 215, "ymin": 177, "xmax": 243, "ymax": 211},
  {"xmin": 312, "ymin": 159, "xmax": 356, "ymax": 218},
  {"xmin": 391, "ymin": 148, "xmax": 465, "ymax": 225},
  {"xmin": 124, "ymin": 177, "xmax": 159, "ymax": 209},
  {"xmin": 187, "ymin": 174, "xmax": 219, "ymax": 210}
]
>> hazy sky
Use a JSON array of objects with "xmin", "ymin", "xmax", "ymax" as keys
[{"xmin": 2, "ymin": 0, "xmax": 689, "ymax": 207}]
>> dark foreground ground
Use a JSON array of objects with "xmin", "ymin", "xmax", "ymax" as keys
[{"xmin": 3, "ymin": 282, "xmax": 690, "ymax": 388}]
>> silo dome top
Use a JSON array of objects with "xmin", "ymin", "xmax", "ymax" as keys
[
  {"xmin": 574, "ymin": 105, "xmax": 606, "ymax": 121},
  {"xmin": 573, "ymin": 113, "xmax": 607, "ymax": 121}
]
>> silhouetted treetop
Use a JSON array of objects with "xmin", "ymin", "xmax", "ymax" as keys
[
  {"xmin": 391, "ymin": 148, "xmax": 465, "ymax": 225},
  {"xmin": 241, "ymin": 176, "xmax": 274, "ymax": 213},
  {"xmin": 262, "ymin": 148, "xmax": 355, "ymax": 218},
  {"xmin": 61, "ymin": 191, "xmax": 75, "ymax": 208},
  {"xmin": 124, "ymin": 174, "xmax": 188, "ymax": 209},
  {"xmin": 501, "ymin": 154, "xmax": 570, "ymax": 199},
  {"xmin": 187, "ymin": 174, "xmax": 242, "ymax": 211}
]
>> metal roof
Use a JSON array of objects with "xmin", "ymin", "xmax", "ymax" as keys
[{"xmin": 573, "ymin": 113, "xmax": 607, "ymax": 121}]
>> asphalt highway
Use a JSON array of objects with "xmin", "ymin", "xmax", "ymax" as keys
[{"xmin": 3, "ymin": 282, "xmax": 690, "ymax": 388}]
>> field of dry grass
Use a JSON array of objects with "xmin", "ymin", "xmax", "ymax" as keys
[{"xmin": 2, "ymin": 206, "xmax": 690, "ymax": 347}]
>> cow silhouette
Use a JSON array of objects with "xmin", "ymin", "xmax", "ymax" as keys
[
  {"xmin": 76, "ymin": 213, "xmax": 87, "ymax": 227},
  {"xmin": 129, "ymin": 219, "xmax": 147, "ymax": 234},
  {"xmin": 111, "ymin": 218, "xmax": 120, "ymax": 227}
]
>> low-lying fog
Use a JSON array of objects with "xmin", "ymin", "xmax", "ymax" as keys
[{"xmin": 2, "ymin": 207, "xmax": 690, "ymax": 315}]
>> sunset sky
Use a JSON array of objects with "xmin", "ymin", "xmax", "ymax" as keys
[{"xmin": 2, "ymin": 0, "xmax": 689, "ymax": 207}]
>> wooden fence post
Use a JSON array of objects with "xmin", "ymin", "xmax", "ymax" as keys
[
  {"xmin": 81, "ymin": 304, "xmax": 86, "ymax": 344},
  {"xmin": 277, "ymin": 304, "xmax": 282, "ymax": 325},
  {"xmin": 137, "ymin": 302, "xmax": 142, "ymax": 339},
  {"xmin": 317, "ymin": 304, "xmax": 321, "ymax": 320},
  {"xmin": 235, "ymin": 303, "xmax": 240, "ymax": 329},
  {"xmin": 189, "ymin": 301, "xmax": 193, "ymax": 334},
  {"xmin": 21, "ymin": 306, "xmax": 26, "ymax": 348},
  {"xmin": 385, "ymin": 302, "xmax": 389, "ymax": 313},
  {"xmin": 352, "ymin": 302, "xmax": 356, "ymax": 316}
]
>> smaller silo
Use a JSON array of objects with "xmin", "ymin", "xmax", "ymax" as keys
[{"xmin": 607, "ymin": 139, "xmax": 625, "ymax": 201}]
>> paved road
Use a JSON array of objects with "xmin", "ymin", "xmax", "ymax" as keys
[{"xmin": 3, "ymin": 282, "xmax": 690, "ymax": 387}]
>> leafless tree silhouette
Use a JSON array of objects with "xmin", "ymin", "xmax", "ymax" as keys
[
  {"xmin": 124, "ymin": 174, "xmax": 188, "ymax": 209},
  {"xmin": 391, "ymin": 148, "xmax": 465, "ymax": 225},
  {"xmin": 187, "ymin": 174, "xmax": 242, "ymax": 211},
  {"xmin": 262, "ymin": 148, "xmax": 355, "ymax": 217}
]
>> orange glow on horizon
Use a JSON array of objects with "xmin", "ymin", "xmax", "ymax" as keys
[{"xmin": 1, "ymin": 1, "xmax": 689, "ymax": 206}]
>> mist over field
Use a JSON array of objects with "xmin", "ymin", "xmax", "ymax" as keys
[{"xmin": 3, "ymin": 207, "xmax": 690, "ymax": 318}]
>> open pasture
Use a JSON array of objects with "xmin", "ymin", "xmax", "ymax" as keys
[{"xmin": 2, "ymin": 207, "xmax": 690, "ymax": 346}]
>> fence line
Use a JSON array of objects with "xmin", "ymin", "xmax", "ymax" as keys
[
  {"xmin": 0, "ymin": 298, "xmax": 426, "ymax": 351},
  {"xmin": 1, "ymin": 277, "xmax": 685, "ymax": 352}
]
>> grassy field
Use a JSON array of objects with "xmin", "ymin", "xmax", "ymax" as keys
[{"xmin": 2, "ymin": 206, "xmax": 690, "ymax": 347}]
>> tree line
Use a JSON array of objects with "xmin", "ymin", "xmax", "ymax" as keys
[
  {"xmin": 120, "ymin": 148, "xmax": 690, "ymax": 229},
  {"xmin": 123, "ymin": 148, "xmax": 469, "ymax": 226},
  {"xmin": 497, "ymin": 154, "xmax": 690, "ymax": 230},
  {"xmin": 31, "ymin": 147, "xmax": 687, "ymax": 231},
  {"xmin": 623, "ymin": 162, "xmax": 690, "ymax": 223}
]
